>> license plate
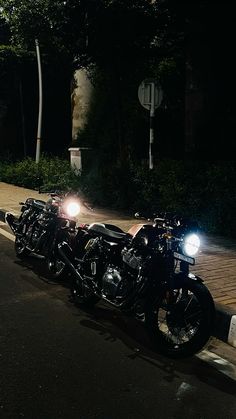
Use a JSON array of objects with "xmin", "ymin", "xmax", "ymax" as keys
[{"xmin": 174, "ymin": 252, "xmax": 195, "ymax": 265}]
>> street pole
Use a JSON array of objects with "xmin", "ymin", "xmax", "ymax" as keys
[
  {"xmin": 35, "ymin": 38, "xmax": 43, "ymax": 164},
  {"xmin": 149, "ymin": 82, "xmax": 155, "ymax": 170},
  {"xmin": 138, "ymin": 79, "xmax": 163, "ymax": 169}
]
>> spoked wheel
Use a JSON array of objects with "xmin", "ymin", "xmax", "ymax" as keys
[
  {"xmin": 70, "ymin": 275, "xmax": 100, "ymax": 308},
  {"xmin": 145, "ymin": 279, "xmax": 215, "ymax": 358},
  {"xmin": 15, "ymin": 237, "xmax": 30, "ymax": 258}
]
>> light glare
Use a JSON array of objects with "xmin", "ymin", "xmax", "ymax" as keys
[
  {"xmin": 66, "ymin": 201, "xmax": 80, "ymax": 217},
  {"xmin": 184, "ymin": 234, "xmax": 200, "ymax": 256}
]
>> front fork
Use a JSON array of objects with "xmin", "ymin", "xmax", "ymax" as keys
[
  {"xmin": 180, "ymin": 260, "xmax": 189, "ymax": 275},
  {"xmin": 168, "ymin": 259, "xmax": 191, "ymax": 291}
]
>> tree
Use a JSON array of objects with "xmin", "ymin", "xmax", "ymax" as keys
[
  {"xmin": 0, "ymin": 0, "xmax": 185, "ymax": 163},
  {"xmin": 0, "ymin": 3, "xmax": 75, "ymax": 157}
]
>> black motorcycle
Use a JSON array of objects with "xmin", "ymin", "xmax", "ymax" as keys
[
  {"xmin": 58, "ymin": 212, "xmax": 215, "ymax": 358},
  {"xmin": 6, "ymin": 192, "xmax": 81, "ymax": 279}
]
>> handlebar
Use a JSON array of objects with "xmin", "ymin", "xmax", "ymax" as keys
[
  {"xmin": 134, "ymin": 211, "xmax": 199, "ymax": 231},
  {"xmin": 135, "ymin": 211, "xmax": 174, "ymax": 223},
  {"xmin": 38, "ymin": 186, "xmax": 65, "ymax": 195},
  {"xmin": 42, "ymin": 191, "xmax": 94, "ymax": 213}
]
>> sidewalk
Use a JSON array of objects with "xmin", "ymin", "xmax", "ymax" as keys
[{"xmin": 0, "ymin": 182, "xmax": 236, "ymax": 348}]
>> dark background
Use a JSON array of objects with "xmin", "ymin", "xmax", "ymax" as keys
[{"xmin": 0, "ymin": 1, "xmax": 235, "ymax": 161}]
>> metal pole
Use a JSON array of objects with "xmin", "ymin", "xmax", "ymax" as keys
[
  {"xmin": 35, "ymin": 38, "xmax": 43, "ymax": 164},
  {"xmin": 149, "ymin": 82, "xmax": 155, "ymax": 170}
]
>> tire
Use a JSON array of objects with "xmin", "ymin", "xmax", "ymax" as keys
[
  {"xmin": 15, "ymin": 237, "xmax": 30, "ymax": 258},
  {"xmin": 145, "ymin": 278, "xmax": 215, "ymax": 359},
  {"xmin": 47, "ymin": 231, "xmax": 75, "ymax": 281},
  {"xmin": 70, "ymin": 276, "xmax": 100, "ymax": 308}
]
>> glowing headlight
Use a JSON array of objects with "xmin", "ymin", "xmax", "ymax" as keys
[
  {"xmin": 65, "ymin": 201, "xmax": 81, "ymax": 217},
  {"xmin": 183, "ymin": 233, "xmax": 200, "ymax": 256}
]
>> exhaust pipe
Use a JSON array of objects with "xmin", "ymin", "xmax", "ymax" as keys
[
  {"xmin": 58, "ymin": 241, "xmax": 84, "ymax": 283},
  {"xmin": 5, "ymin": 212, "xmax": 18, "ymax": 234}
]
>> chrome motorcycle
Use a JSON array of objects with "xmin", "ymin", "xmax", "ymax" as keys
[
  {"xmin": 6, "ymin": 192, "xmax": 80, "ymax": 279},
  {"xmin": 58, "ymin": 212, "xmax": 215, "ymax": 358}
]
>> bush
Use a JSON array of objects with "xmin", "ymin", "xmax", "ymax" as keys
[
  {"xmin": 131, "ymin": 160, "xmax": 236, "ymax": 237},
  {"xmin": 1, "ymin": 156, "xmax": 236, "ymax": 237},
  {"xmin": 0, "ymin": 156, "xmax": 81, "ymax": 192}
]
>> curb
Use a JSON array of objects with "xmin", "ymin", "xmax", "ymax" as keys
[
  {"xmin": 0, "ymin": 207, "xmax": 236, "ymax": 349},
  {"xmin": 214, "ymin": 303, "xmax": 236, "ymax": 348}
]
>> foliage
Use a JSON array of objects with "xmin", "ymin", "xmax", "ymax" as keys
[
  {"xmin": 1, "ymin": 157, "xmax": 236, "ymax": 237},
  {"xmin": 0, "ymin": 1, "xmax": 186, "ymax": 164},
  {"xmin": 80, "ymin": 158, "xmax": 236, "ymax": 237},
  {"xmin": 0, "ymin": 0, "xmax": 161, "ymax": 69},
  {"xmin": 0, "ymin": 42, "xmax": 30, "ymax": 92},
  {"xmin": 0, "ymin": 156, "xmax": 80, "ymax": 191},
  {"xmin": 131, "ymin": 160, "xmax": 236, "ymax": 237}
]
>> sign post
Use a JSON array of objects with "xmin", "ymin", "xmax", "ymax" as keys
[
  {"xmin": 35, "ymin": 39, "xmax": 43, "ymax": 164},
  {"xmin": 138, "ymin": 79, "xmax": 163, "ymax": 169}
]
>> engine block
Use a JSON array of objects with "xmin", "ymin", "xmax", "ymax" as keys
[{"xmin": 102, "ymin": 265, "xmax": 126, "ymax": 299}]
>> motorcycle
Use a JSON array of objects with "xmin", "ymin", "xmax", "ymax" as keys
[
  {"xmin": 58, "ymin": 212, "xmax": 215, "ymax": 358},
  {"xmin": 5, "ymin": 192, "xmax": 81, "ymax": 279}
]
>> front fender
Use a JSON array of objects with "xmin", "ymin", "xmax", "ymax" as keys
[{"xmin": 171, "ymin": 272, "xmax": 203, "ymax": 288}]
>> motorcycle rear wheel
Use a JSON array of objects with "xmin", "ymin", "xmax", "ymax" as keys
[{"xmin": 145, "ymin": 278, "xmax": 215, "ymax": 359}]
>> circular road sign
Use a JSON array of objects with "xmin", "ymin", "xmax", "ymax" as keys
[{"xmin": 138, "ymin": 78, "xmax": 163, "ymax": 110}]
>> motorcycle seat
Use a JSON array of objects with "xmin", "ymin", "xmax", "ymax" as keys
[
  {"xmin": 26, "ymin": 198, "xmax": 46, "ymax": 210},
  {"xmin": 88, "ymin": 223, "xmax": 127, "ymax": 241}
]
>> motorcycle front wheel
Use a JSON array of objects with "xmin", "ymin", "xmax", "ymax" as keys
[
  {"xmin": 15, "ymin": 237, "xmax": 30, "ymax": 258},
  {"xmin": 145, "ymin": 278, "xmax": 215, "ymax": 359},
  {"xmin": 47, "ymin": 232, "xmax": 75, "ymax": 281}
]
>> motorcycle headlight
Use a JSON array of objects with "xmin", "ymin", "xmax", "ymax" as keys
[
  {"xmin": 64, "ymin": 200, "xmax": 81, "ymax": 217},
  {"xmin": 183, "ymin": 233, "xmax": 200, "ymax": 256}
]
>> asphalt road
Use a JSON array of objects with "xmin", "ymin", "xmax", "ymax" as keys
[{"xmin": 0, "ymin": 233, "xmax": 236, "ymax": 419}]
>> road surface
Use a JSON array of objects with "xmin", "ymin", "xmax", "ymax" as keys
[{"xmin": 0, "ymin": 228, "xmax": 236, "ymax": 418}]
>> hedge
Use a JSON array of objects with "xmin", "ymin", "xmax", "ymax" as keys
[{"xmin": 1, "ymin": 156, "xmax": 236, "ymax": 237}]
